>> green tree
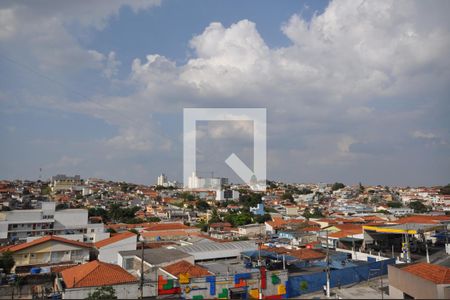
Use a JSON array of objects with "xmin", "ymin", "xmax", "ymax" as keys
[
  {"xmin": 281, "ymin": 193, "xmax": 294, "ymax": 202},
  {"xmin": 298, "ymin": 188, "xmax": 313, "ymax": 195},
  {"xmin": 128, "ymin": 228, "xmax": 139, "ymax": 235},
  {"xmin": 440, "ymin": 184, "xmax": 450, "ymax": 195},
  {"xmin": 196, "ymin": 200, "xmax": 210, "ymax": 212},
  {"xmin": 409, "ymin": 201, "xmax": 428, "ymax": 213},
  {"xmin": 86, "ymin": 286, "xmax": 117, "ymax": 300},
  {"xmin": 89, "ymin": 207, "xmax": 109, "ymax": 222},
  {"xmin": 106, "ymin": 227, "xmax": 117, "ymax": 234},
  {"xmin": 387, "ymin": 201, "xmax": 403, "ymax": 208},
  {"xmin": 41, "ymin": 185, "xmax": 51, "ymax": 195},
  {"xmin": 224, "ymin": 212, "xmax": 253, "ymax": 227},
  {"xmin": 56, "ymin": 203, "xmax": 69, "ymax": 210},
  {"xmin": 196, "ymin": 220, "xmax": 208, "ymax": 232},
  {"xmin": 331, "ymin": 182, "xmax": 345, "ymax": 191},
  {"xmin": 0, "ymin": 251, "xmax": 15, "ymax": 274},
  {"xmin": 239, "ymin": 193, "xmax": 262, "ymax": 208},
  {"xmin": 358, "ymin": 182, "xmax": 364, "ymax": 193},
  {"xmin": 180, "ymin": 192, "xmax": 195, "ymax": 202},
  {"xmin": 208, "ymin": 209, "xmax": 221, "ymax": 224},
  {"xmin": 255, "ymin": 213, "xmax": 272, "ymax": 224}
]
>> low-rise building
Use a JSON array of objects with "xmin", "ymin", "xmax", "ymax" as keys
[
  {"xmin": 0, "ymin": 202, "xmax": 109, "ymax": 243},
  {"xmin": 388, "ymin": 207, "xmax": 414, "ymax": 216},
  {"xmin": 95, "ymin": 231, "xmax": 137, "ymax": 264},
  {"xmin": 237, "ymin": 223, "xmax": 265, "ymax": 237},
  {"xmin": 55, "ymin": 260, "xmax": 142, "ymax": 299},
  {"xmin": 388, "ymin": 262, "xmax": 450, "ymax": 299},
  {"xmin": 170, "ymin": 240, "xmax": 257, "ymax": 261},
  {"xmin": 3, "ymin": 235, "xmax": 91, "ymax": 272}
]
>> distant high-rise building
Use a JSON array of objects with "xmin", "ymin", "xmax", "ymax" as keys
[
  {"xmin": 187, "ymin": 172, "xmax": 228, "ymax": 190},
  {"xmin": 157, "ymin": 173, "xmax": 168, "ymax": 186},
  {"xmin": 156, "ymin": 173, "xmax": 179, "ymax": 188}
]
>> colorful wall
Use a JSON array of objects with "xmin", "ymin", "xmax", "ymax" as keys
[{"xmin": 157, "ymin": 268, "xmax": 289, "ymax": 299}]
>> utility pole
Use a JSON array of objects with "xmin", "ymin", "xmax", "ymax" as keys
[
  {"xmin": 352, "ymin": 233, "xmax": 356, "ymax": 260},
  {"xmin": 326, "ymin": 230, "xmax": 330, "ymax": 298},
  {"xmin": 257, "ymin": 231, "xmax": 263, "ymax": 300},
  {"xmin": 404, "ymin": 232, "xmax": 411, "ymax": 263},
  {"xmin": 380, "ymin": 260, "xmax": 384, "ymax": 300},
  {"xmin": 140, "ymin": 236, "xmax": 144, "ymax": 299},
  {"xmin": 445, "ymin": 221, "xmax": 449, "ymax": 254}
]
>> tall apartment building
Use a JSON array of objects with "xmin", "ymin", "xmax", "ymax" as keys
[
  {"xmin": 0, "ymin": 202, "xmax": 109, "ymax": 243},
  {"xmin": 187, "ymin": 172, "xmax": 228, "ymax": 190},
  {"xmin": 156, "ymin": 173, "xmax": 179, "ymax": 188},
  {"xmin": 157, "ymin": 173, "xmax": 168, "ymax": 186}
]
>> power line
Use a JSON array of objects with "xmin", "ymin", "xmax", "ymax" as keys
[{"xmin": 0, "ymin": 48, "xmax": 140, "ymax": 126}]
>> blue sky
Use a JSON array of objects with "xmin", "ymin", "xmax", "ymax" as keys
[{"xmin": 0, "ymin": 0, "xmax": 449, "ymax": 186}]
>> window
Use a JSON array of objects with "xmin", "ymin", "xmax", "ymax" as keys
[
  {"xmin": 31, "ymin": 254, "xmax": 35, "ymax": 258},
  {"xmin": 124, "ymin": 258, "xmax": 133, "ymax": 270},
  {"xmin": 91, "ymin": 229, "xmax": 95, "ymax": 233},
  {"xmin": 89, "ymin": 237, "xmax": 93, "ymax": 241}
]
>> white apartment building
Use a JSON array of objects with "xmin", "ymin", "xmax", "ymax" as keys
[
  {"xmin": 156, "ymin": 173, "xmax": 179, "ymax": 188},
  {"xmin": 157, "ymin": 173, "xmax": 168, "ymax": 186},
  {"xmin": 187, "ymin": 172, "xmax": 228, "ymax": 190},
  {"xmin": 388, "ymin": 207, "xmax": 415, "ymax": 216},
  {"xmin": 215, "ymin": 189, "xmax": 240, "ymax": 201},
  {"xmin": 50, "ymin": 174, "xmax": 83, "ymax": 192},
  {"xmin": 0, "ymin": 202, "xmax": 109, "ymax": 243}
]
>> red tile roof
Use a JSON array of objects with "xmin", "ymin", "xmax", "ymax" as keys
[
  {"xmin": 209, "ymin": 222, "xmax": 232, "ymax": 228},
  {"xmin": 163, "ymin": 260, "xmax": 212, "ymax": 277},
  {"xmin": 395, "ymin": 215, "xmax": 450, "ymax": 225},
  {"xmin": 95, "ymin": 231, "xmax": 136, "ymax": 248},
  {"xmin": 51, "ymin": 264, "xmax": 77, "ymax": 273},
  {"xmin": 361, "ymin": 215, "xmax": 386, "ymax": 223},
  {"xmin": 7, "ymin": 236, "xmax": 91, "ymax": 253},
  {"xmin": 61, "ymin": 260, "xmax": 137, "ymax": 288},
  {"xmin": 266, "ymin": 217, "xmax": 318, "ymax": 230},
  {"xmin": 261, "ymin": 246, "xmax": 325, "ymax": 261},
  {"xmin": 331, "ymin": 224, "xmax": 363, "ymax": 231},
  {"xmin": 144, "ymin": 223, "xmax": 191, "ymax": 231},
  {"xmin": 402, "ymin": 262, "xmax": 450, "ymax": 284},
  {"xmin": 140, "ymin": 230, "xmax": 191, "ymax": 238},
  {"xmin": 289, "ymin": 248, "xmax": 326, "ymax": 260}
]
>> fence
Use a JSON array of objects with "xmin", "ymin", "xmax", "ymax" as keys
[{"xmin": 286, "ymin": 258, "xmax": 396, "ymax": 297}]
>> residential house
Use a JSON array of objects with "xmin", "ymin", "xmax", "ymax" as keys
[
  {"xmin": 284, "ymin": 205, "xmax": 299, "ymax": 216},
  {"xmin": 157, "ymin": 260, "xmax": 212, "ymax": 297},
  {"xmin": 209, "ymin": 222, "xmax": 234, "ymax": 240},
  {"xmin": 388, "ymin": 262, "xmax": 450, "ymax": 299},
  {"xmin": 237, "ymin": 223, "xmax": 265, "ymax": 238},
  {"xmin": 55, "ymin": 260, "xmax": 143, "ymax": 299},
  {"xmin": 2, "ymin": 235, "xmax": 91, "ymax": 272},
  {"xmin": 95, "ymin": 231, "xmax": 137, "ymax": 264}
]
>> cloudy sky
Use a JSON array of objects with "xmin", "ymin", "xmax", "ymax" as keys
[{"xmin": 1, "ymin": 0, "xmax": 449, "ymax": 186}]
